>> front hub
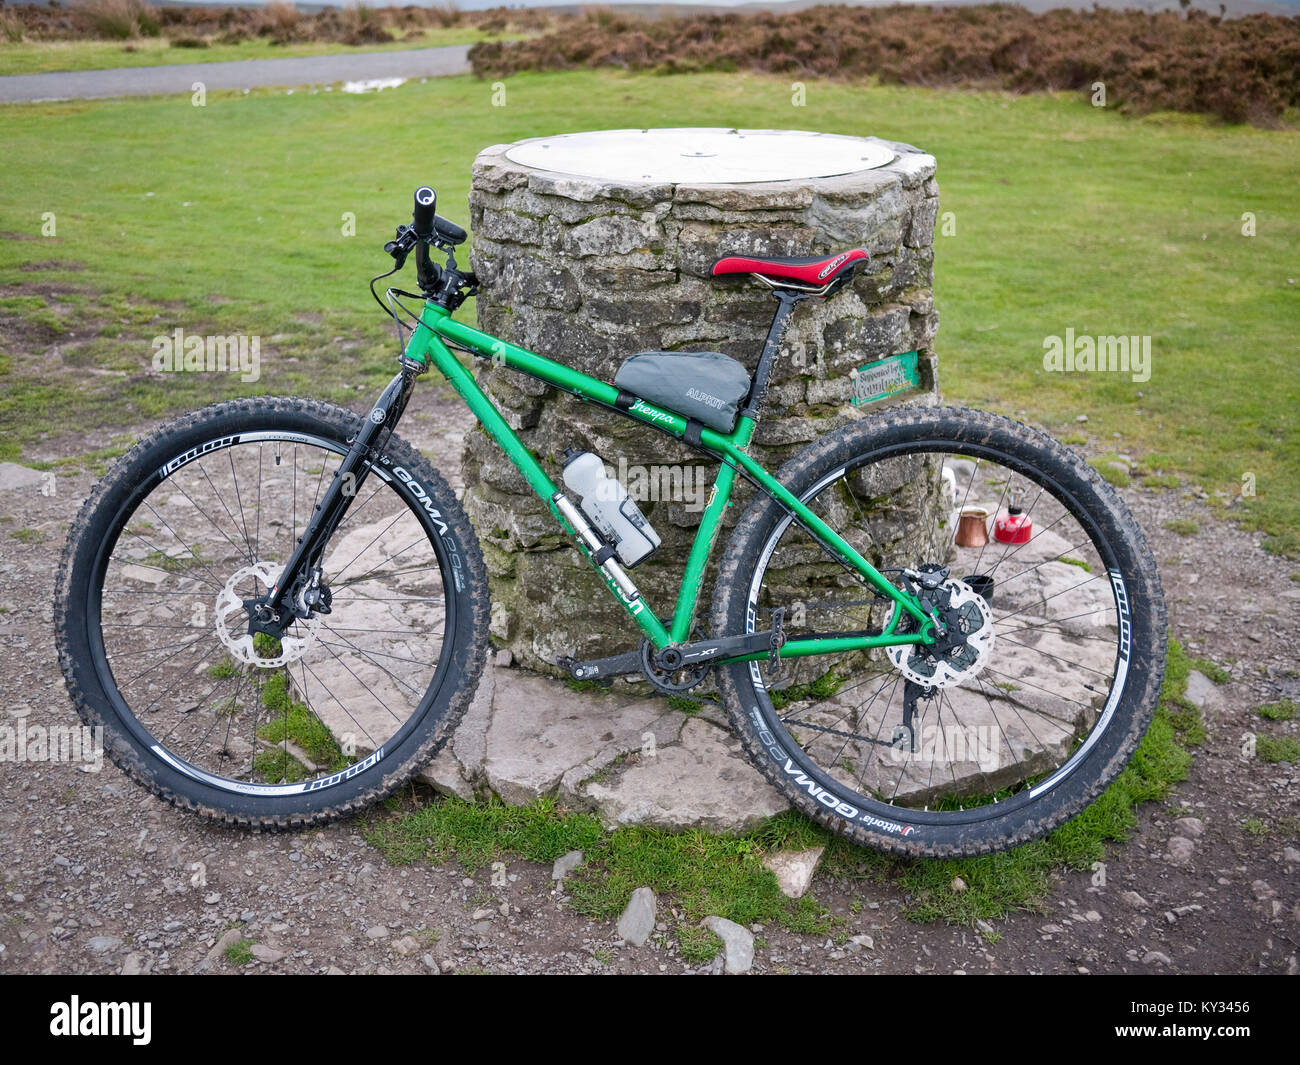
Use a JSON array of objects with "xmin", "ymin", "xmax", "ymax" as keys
[{"xmin": 214, "ymin": 560, "xmax": 321, "ymax": 668}]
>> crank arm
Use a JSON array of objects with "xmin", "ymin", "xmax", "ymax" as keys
[
  {"xmin": 663, "ymin": 630, "xmax": 781, "ymax": 667},
  {"xmin": 560, "ymin": 648, "xmax": 642, "ymax": 681}
]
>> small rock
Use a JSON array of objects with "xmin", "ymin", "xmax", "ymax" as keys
[
  {"xmin": 1282, "ymin": 847, "xmax": 1300, "ymax": 864},
  {"xmin": 326, "ymin": 965, "xmax": 346, "ymax": 975},
  {"xmin": 496, "ymin": 649, "xmax": 514, "ymax": 668},
  {"xmin": 1120, "ymin": 891, "xmax": 1150, "ymax": 909},
  {"xmin": 121, "ymin": 953, "xmax": 147, "ymax": 975},
  {"xmin": 702, "ymin": 916, "xmax": 755, "ymax": 974},
  {"xmin": 1182, "ymin": 674, "xmax": 1222, "ymax": 712},
  {"xmin": 1166, "ymin": 836, "xmax": 1196, "ymax": 864},
  {"xmin": 617, "ymin": 887, "xmax": 657, "ymax": 947},
  {"xmin": 1252, "ymin": 880, "xmax": 1276, "ymax": 901},
  {"xmin": 0, "ymin": 462, "xmax": 44, "ymax": 492},
  {"xmin": 470, "ymin": 908, "xmax": 494, "ymax": 921},
  {"xmin": 199, "ymin": 928, "xmax": 245, "ymax": 972},
  {"xmin": 551, "ymin": 850, "xmax": 584, "ymax": 881},
  {"xmin": 391, "ymin": 936, "xmax": 420, "ymax": 957},
  {"xmin": 1142, "ymin": 951, "xmax": 1173, "ymax": 967},
  {"xmin": 1173, "ymin": 816, "xmax": 1206, "ymax": 839},
  {"xmin": 250, "ymin": 945, "xmax": 285, "ymax": 964},
  {"xmin": 87, "ymin": 936, "xmax": 122, "ymax": 954},
  {"xmin": 365, "ymin": 925, "xmax": 389, "ymax": 940},
  {"xmin": 1084, "ymin": 910, "xmax": 1102, "ymax": 923},
  {"xmin": 762, "ymin": 846, "xmax": 824, "ymax": 899},
  {"xmin": 847, "ymin": 934, "xmax": 874, "ymax": 952},
  {"xmin": 422, "ymin": 954, "xmax": 439, "ymax": 971},
  {"xmin": 951, "ymin": 877, "xmax": 967, "ymax": 893}
]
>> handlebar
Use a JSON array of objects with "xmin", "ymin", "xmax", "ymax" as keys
[
  {"xmin": 412, "ymin": 186, "xmax": 437, "ymax": 241},
  {"xmin": 411, "ymin": 186, "xmax": 467, "ymax": 246},
  {"xmin": 379, "ymin": 185, "xmax": 477, "ymax": 311}
]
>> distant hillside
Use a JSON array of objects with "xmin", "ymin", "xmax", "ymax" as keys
[{"xmin": 469, "ymin": 4, "xmax": 1300, "ymax": 126}]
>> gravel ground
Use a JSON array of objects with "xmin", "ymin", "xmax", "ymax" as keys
[{"xmin": 0, "ymin": 385, "xmax": 1296, "ymax": 975}]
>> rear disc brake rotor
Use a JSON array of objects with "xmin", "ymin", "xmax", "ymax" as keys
[{"xmin": 886, "ymin": 578, "xmax": 995, "ymax": 688}]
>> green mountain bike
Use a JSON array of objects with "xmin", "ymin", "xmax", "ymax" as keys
[{"xmin": 55, "ymin": 186, "xmax": 1166, "ymax": 856}]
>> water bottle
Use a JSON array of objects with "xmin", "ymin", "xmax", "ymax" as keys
[{"xmin": 562, "ymin": 450, "xmax": 661, "ymax": 567}]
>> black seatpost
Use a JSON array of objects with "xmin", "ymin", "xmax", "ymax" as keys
[{"xmin": 740, "ymin": 289, "xmax": 805, "ymax": 422}]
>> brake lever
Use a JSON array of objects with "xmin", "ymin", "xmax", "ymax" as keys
[{"xmin": 384, "ymin": 224, "xmax": 418, "ymax": 268}]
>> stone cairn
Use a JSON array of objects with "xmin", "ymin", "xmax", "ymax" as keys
[{"xmin": 463, "ymin": 136, "xmax": 941, "ymax": 671}]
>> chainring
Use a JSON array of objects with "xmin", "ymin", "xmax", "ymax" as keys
[{"xmin": 639, "ymin": 634, "xmax": 710, "ymax": 694}]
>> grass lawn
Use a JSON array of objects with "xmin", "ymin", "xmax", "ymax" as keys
[
  {"xmin": 0, "ymin": 70, "xmax": 1294, "ymax": 549},
  {"xmin": 0, "ymin": 29, "xmax": 517, "ymax": 77}
]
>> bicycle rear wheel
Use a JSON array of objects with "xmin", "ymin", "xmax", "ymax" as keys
[
  {"xmin": 55, "ymin": 396, "xmax": 489, "ymax": 827},
  {"xmin": 712, "ymin": 406, "xmax": 1166, "ymax": 857}
]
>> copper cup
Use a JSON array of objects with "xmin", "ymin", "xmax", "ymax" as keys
[{"xmin": 955, "ymin": 506, "xmax": 990, "ymax": 548}]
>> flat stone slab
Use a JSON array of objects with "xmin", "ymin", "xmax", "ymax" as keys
[
  {"xmin": 580, "ymin": 717, "xmax": 788, "ymax": 833},
  {"xmin": 506, "ymin": 128, "xmax": 897, "ymax": 184},
  {"xmin": 413, "ymin": 658, "xmax": 789, "ymax": 832}
]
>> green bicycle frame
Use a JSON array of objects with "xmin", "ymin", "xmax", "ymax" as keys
[{"xmin": 402, "ymin": 301, "xmax": 934, "ymax": 661}]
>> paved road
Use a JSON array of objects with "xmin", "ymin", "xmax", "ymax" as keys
[{"xmin": 0, "ymin": 44, "xmax": 472, "ymax": 103}]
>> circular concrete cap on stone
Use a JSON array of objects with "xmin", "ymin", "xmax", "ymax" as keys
[{"xmin": 504, "ymin": 128, "xmax": 896, "ymax": 184}]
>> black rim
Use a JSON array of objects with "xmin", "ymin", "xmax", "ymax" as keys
[
  {"xmin": 742, "ymin": 436, "xmax": 1132, "ymax": 829},
  {"xmin": 82, "ymin": 427, "xmax": 459, "ymax": 797}
]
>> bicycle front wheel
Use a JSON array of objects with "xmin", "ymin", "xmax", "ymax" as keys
[
  {"xmin": 712, "ymin": 405, "xmax": 1166, "ymax": 857},
  {"xmin": 55, "ymin": 396, "xmax": 490, "ymax": 827}
]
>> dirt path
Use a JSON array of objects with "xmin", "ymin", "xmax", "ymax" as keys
[
  {"xmin": 0, "ymin": 44, "xmax": 471, "ymax": 103},
  {"xmin": 0, "ymin": 385, "xmax": 1296, "ymax": 975}
]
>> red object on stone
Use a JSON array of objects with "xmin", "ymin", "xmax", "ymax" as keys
[{"xmin": 993, "ymin": 505, "xmax": 1033, "ymax": 545}]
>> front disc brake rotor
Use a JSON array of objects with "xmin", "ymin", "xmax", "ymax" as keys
[{"xmin": 214, "ymin": 560, "xmax": 320, "ymax": 668}]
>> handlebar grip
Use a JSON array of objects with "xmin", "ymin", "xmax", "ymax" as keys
[
  {"xmin": 434, "ymin": 216, "xmax": 467, "ymax": 245},
  {"xmin": 412, "ymin": 186, "xmax": 436, "ymax": 240}
]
